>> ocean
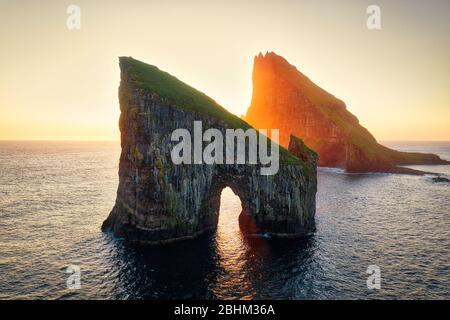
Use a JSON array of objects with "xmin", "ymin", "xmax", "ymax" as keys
[{"xmin": 0, "ymin": 141, "xmax": 449, "ymax": 299}]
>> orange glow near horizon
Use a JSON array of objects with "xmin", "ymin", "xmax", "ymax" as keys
[{"xmin": 0, "ymin": 0, "xmax": 449, "ymax": 141}]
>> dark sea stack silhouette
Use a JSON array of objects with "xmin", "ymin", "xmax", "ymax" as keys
[
  {"xmin": 102, "ymin": 57, "xmax": 317, "ymax": 244},
  {"xmin": 244, "ymin": 52, "xmax": 449, "ymax": 174}
]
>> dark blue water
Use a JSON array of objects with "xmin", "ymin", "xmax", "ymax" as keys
[{"xmin": 0, "ymin": 141, "xmax": 449, "ymax": 299}]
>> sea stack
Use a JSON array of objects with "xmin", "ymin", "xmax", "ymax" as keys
[
  {"xmin": 102, "ymin": 57, "xmax": 317, "ymax": 244},
  {"xmin": 244, "ymin": 52, "xmax": 449, "ymax": 173}
]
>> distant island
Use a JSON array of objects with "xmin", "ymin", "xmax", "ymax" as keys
[{"xmin": 244, "ymin": 52, "xmax": 449, "ymax": 174}]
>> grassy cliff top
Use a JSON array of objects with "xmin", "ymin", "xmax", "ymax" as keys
[{"xmin": 121, "ymin": 56, "xmax": 303, "ymax": 166}]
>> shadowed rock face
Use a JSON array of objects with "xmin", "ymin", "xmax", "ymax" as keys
[
  {"xmin": 102, "ymin": 57, "xmax": 317, "ymax": 244},
  {"xmin": 288, "ymin": 136, "xmax": 318, "ymax": 169},
  {"xmin": 244, "ymin": 52, "xmax": 449, "ymax": 174}
]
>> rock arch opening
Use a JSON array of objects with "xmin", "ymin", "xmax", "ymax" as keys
[
  {"xmin": 217, "ymin": 187, "xmax": 242, "ymax": 233},
  {"xmin": 199, "ymin": 173, "xmax": 261, "ymax": 237}
]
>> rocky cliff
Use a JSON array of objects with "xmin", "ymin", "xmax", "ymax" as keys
[
  {"xmin": 244, "ymin": 52, "xmax": 449, "ymax": 173},
  {"xmin": 102, "ymin": 57, "xmax": 317, "ymax": 244}
]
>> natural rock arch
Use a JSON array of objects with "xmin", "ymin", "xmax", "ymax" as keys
[{"xmin": 102, "ymin": 57, "xmax": 317, "ymax": 244}]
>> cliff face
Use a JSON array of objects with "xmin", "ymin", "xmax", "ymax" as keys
[
  {"xmin": 245, "ymin": 52, "xmax": 449, "ymax": 173},
  {"xmin": 102, "ymin": 57, "xmax": 317, "ymax": 244}
]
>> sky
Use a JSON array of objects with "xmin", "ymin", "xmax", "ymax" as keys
[{"xmin": 0, "ymin": 0, "xmax": 449, "ymax": 141}]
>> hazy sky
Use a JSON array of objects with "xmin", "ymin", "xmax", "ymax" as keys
[{"xmin": 1, "ymin": 0, "xmax": 449, "ymax": 140}]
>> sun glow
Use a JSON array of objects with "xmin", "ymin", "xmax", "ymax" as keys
[{"xmin": 1, "ymin": 0, "xmax": 449, "ymax": 141}]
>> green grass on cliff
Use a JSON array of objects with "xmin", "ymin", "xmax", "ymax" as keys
[
  {"xmin": 122, "ymin": 57, "xmax": 302, "ymax": 166},
  {"xmin": 124, "ymin": 57, "xmax": 249, "ymax": 129}
]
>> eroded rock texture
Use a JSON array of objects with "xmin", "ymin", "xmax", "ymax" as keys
[
  {"xmin": 245, "ymin": 52, "xmax": 449, "ymax": 174},
  {"xmin": 102, "ymin": 57, "xmax": 317, "ymax": 244}
]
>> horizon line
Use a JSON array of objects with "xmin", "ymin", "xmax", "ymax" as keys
[{"xmin": 1, "ymin": 139, "xmax": 450, "ymax": 143}]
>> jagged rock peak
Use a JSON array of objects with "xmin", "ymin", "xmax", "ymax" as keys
[{"xmin": 255, "ymin": 51, "xmax": 283, "ymax": 59}]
